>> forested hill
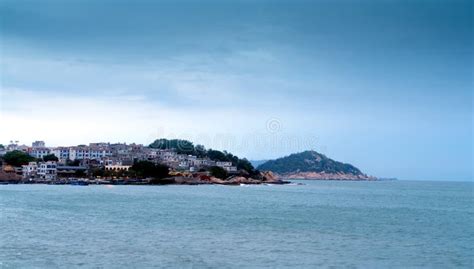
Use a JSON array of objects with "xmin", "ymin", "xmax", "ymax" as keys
[{"xmin": 257, "ymin": 150, "xmax": 363, "ymax": 175}]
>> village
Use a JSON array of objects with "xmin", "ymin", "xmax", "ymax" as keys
[{"xmin": 0, "ymin": 140, "xmax": 281, "ymax": 185}]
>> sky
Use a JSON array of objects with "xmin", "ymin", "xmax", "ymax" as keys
[{"xmin": 0, "ymin": 0, "xmax": 472, "ymax": 181}]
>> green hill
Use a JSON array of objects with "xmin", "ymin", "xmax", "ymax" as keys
[{"xmin": 257, "ymin": 150, "xmax": 363, "ymax": 175}]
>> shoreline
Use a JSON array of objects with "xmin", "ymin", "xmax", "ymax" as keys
[
  {"xmin": 0, "ymin": 177, "xmax": 292, "ymax": 186},
  {"xmin": 0, "ymin": 177, "xmax": 383, "ymax": 186}
]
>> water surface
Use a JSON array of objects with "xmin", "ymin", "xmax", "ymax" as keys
[{"xmin": 1, "ymin": 180, "xmax": 473, "ymax": 268}]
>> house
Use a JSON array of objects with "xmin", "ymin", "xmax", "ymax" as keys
[
  {"xmin": 69, "ymin": 146, "xmax": 113, "ymax": 160},
  {"xmin": 224, "ymin": 166, "xmax": 238, "ymax": 173},
  {"xmin": 37, "ymin": 161, "xmax": 57, "ymax": 180},
  {"xmin": 6, "ymin": 142, "xmax": 29, "ymax": 152},
  {"xmin": 90, "ymin": 147, "xmax": 113, "ymax": 159},
  {"xmin": 216, "ymin": 161, "xmax": 233, "ymax": 167},
  {"xmin": 215, "ymin": 161, "xmax": 238, "ymax": 173},
  {"xmin": 145, "ymin": 148, "xmax": 160, "ymax": 159},
  {"xmin": 29, "ymin": 147, "xmax": 51, "ymax": 159},
  {"xmin": 158, "ymin": 150, "xmax": 179, "ymax": 161},
  {"xmin": 22, "ymin": 162, "xmax": 38, "ymax": 179},
  {"xmin": 51, "ymin": 147, "xmax": 70, "ymax": 161},
  {"xmin": 178, "ymin": 160, "xmax": 189, "ymax": 169},
  {"xmin": 202, "ymin": 159, "xmax": 216, "ymax": 167}
]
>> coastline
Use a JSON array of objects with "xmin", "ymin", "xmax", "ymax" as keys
[
  {"xmin": 0, "ymin": 176, "xmax": 292, "ymax": 186},
  {"xmin": 273, "ymin": 171, "xmax": 377, "ymax": 181},
  {"xmin": 0, "ymin": 176, "xmax": 383, "ymax": 186}
]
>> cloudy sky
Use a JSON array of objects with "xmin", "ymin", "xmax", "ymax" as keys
[{"xmin": 0, "ymin": 0, "xmax": 472, "ymax": 180}]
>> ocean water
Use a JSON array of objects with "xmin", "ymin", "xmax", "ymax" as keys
[{"xmin": 0, "ymin": 180, "xmax": 472, "ymax": 268}]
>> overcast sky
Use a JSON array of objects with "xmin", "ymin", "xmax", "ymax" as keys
[{"xmin": 0, "ymin": 0, "xmax": 472, "ymax": 180}]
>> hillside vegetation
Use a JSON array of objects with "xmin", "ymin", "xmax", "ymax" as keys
[
  {"xmin": 149, "ymin": 139, "xmax": 256, "ymax": 175},
  {"xmin": 257, "ymin": 150, "xmax": 363, "ymax": 175}
]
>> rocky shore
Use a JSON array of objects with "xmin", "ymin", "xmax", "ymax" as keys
[
  {"xmin": 0, "ymin": 171, "xmax": 291, "ymax": 186},
  {"xmin": 279, "ymin": 172, "xmax": 376, "ymax": 181},
  {"xmin": 171, "ymin": 171, "xmax": 289, "ymax": 185}
]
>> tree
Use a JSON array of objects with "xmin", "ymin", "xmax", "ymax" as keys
[
  {"xmin": 66, "ymin": 159, "xmax": 81, "ymax": 166},
  {"xmin": 91, "ymin": 168, "xmax": 105, "ymax": 178},
  {"xmin": 0, "ymin": 144, "xmax": 4, "ymax": 149},
  {"xmin": 237, "ymin": 158, "xmax": 256, "ymax": 175},
  {"xmin": 209, "ymin": 166, "xmax": 228, "ymax": 179},
  {"xmin": 256, "ymin": 150, "xmax": 363, "ymax": 175},
  {"xmin": 149, "ymin": 139, "xmax": 195, "ymax": 154},
  {"xmin": 206, "ymin": 149, "xmax": 229, "ymax": 162},
  {"xmin": 3, "ymin": 150, "xmax": 35, "ymax": 167},
  {"xmin": 43, "ymin": 154, "xmax": 59, "ymax": 162},
  {"xmin": 74, "ymin": 170, "xmax": 86, "ymax": 177},
  {"xmin": 194, "ymin": 144, "xmax": 207, "ymax": 158},
  {"xmin": 131, "ymin": 161, "xmax": 169, "ymax": 179}
]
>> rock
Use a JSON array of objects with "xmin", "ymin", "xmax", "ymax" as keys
[
  {"xmin": 282, "ymin": 171, "xmax": 376, "ymax": 180},
  {"xmin": 226, "ymin": 176, "xmax": 248, "ymax": 185},
  {"xmin": 210, "ymin": 177, "xmax": 227, "ymax": 184},
  {"xmin": 0, "ymin": 169, "xmax": 21, "ymax": 182},
  {"xmin": 260, "ymin": 171, "xmax": 279, "ymax": 182}
]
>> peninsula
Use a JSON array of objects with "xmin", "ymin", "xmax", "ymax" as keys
[
  {"xmin": 0, "ymin": 141, "xmax": 375, "ymax": 185},
  {"xmin": 0, "ymin": 139, "xmax": 286, "ymax": 185}
]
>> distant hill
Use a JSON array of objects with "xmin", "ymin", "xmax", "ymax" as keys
[
  {"xmin": 250, "ymin": 160, "xmax": 268, "ymax": 168},
  {"xmin": 257, "ymin": 151, "xmax": 375, "ymax": 180}
]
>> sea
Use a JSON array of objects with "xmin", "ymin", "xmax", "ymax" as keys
[{"xmin": 0, "ymin": 180, "xmax": 472, "ymax": 268}]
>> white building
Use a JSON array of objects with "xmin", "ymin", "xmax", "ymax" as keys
[
  {"xmin": 22, "ymin": 162, "xmax": 38, "ymax": 179},
  {"xmin": 69, "ymin": 147, "xmax": 113, "ymax": 160},
  {"xmin": 216, "ymin": 161, "xmax": 237, "ymax": 173},
  {"xmin": 69, "ymin": 147, "xmax": 87, "ymax": 160},
  {"xmin": 178, "ymin": 160, "xmax": 189, "ymax": 169},
  {"xmin": 30, "ymin": 147, "xmax": 51, "ymax": 159},
  {"xmin": 146, "ymin": 148, "xmax": 160, "ymax": 159},
  {"xmin": 37, "ymin": 161, "xmax": 57, "ymax": 180},
  {"xmin": 90, "ymin": 147, "xmax": 113, "ymax": 159},
  {"xmin": 6, "ymin": 143, "xmax": 29, "ymax": 152},
  {"xmin": 157, "ymin": 150, "xmax": 178, "ymax": 161},
  {"xmin": 190, "ymin": 158, "xmax": 210, "ymax": 167},
  {"xmin": 216, "ymin": 161, "xmax": 233, "ymax": 167},
  {"xmin": 202, "ymin": 159, "xmax": 216, "ymax": 167},
  {"xmin": 51, "ymin": 147, "xmax": 70, "ymax": 161},
  {"xmin": 224, "ymin": 166, "xmax": 238, "ymax": 172}
]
